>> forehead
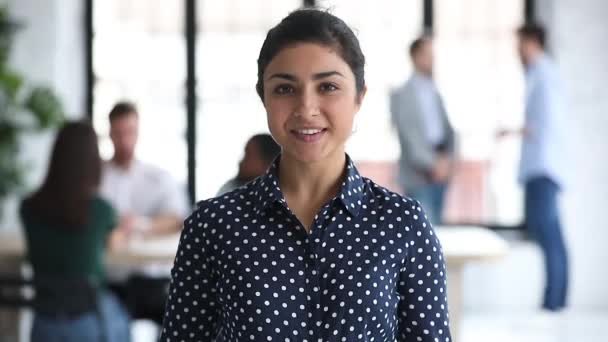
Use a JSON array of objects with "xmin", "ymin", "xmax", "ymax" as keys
[
  {"xmin": 264, "ymin": 42, "xmax": 353, "ymax": 77},
  {"xmin": 110, "ymin": 114, "xmax": 138, "ymax": 127}
]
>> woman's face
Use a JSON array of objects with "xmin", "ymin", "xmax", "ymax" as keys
[{"xmin": 262, "ymin": 42, "xmax": 365, "ymax": 164}]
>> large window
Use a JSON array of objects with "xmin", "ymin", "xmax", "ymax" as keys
[
  {"xmin": 434, "ymin": 0, "xmax": 525, "ymax": 224},
  {"xmin": 92, "ymin": 1, "xmax": 188, "ymax": 186}
]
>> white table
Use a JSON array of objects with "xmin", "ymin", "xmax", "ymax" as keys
[
  {"xmin": 0, "ymin": 231, "xmax": 181, "ymax": 268},
  {"xmin": 436, "ymin": 226, "xmax": 510, "ymax": 341},
  {"xmin": 1, "ymin": 226, "xmax": 508, "ymax": 341}
]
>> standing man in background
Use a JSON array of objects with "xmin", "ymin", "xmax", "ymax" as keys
[
  {"xmin": 390, "ymin": 36, "xmax": 455, "ymax": 225},
  {"xmin": 100, "ymin": 101, "xmax": 189, "ymax": 326},
  {"xmin": 499, "ymin": 23, "xmax": 569, "ymax": 311}
]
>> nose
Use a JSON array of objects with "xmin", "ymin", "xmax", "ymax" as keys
[{"xmin": 294, "ymin": 87, "xmax": 320, "ymax": 118}]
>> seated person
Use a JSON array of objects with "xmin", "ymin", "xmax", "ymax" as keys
[
  {"xmin": 20, "ymin": 121, "xmax": 130, "ymax": 342},
  {"xmin": 100, "ymin": 101, "xmax": 189, "ymax": 325},
  {"xmin": 217, "ymin": 133, "xmax": 281, "ymax": 195}
]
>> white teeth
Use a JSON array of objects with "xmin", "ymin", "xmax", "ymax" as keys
[{"xmin": 297, "ymin": 129, "xmax": 322, "ymax": 135}]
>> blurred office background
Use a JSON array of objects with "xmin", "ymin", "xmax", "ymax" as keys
[{"xmin": 1, "ymin": 0, "xmax": 607, "ymax": 341}]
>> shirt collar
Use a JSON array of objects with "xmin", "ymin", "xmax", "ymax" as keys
[
  {"xmin": 251, "ymin": 154, "xmax": 367, "ymax": 217},
  {"xmin": 412, "ymin": 71, "xmax": 434, "ymax": 83}
]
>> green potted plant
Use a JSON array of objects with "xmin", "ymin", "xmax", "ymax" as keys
[{"xmin": 0, "ymin": 6, "xmax": 65, "ymax": 220}]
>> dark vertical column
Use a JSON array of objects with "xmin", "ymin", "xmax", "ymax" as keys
[
  {"xmin": 85, "ymin": 0, "xmax": 94, "ymax": 119},
  {"xmin": 524, "ymin": 0, "xmax": 536, "ymax": 23},
  {"xmin": 185, "ymin": 0, "xmax": 197, "ymax": 205},
  {"xmin": 423, "ymin": 0, "xmax": 434, "ymax": 34}
]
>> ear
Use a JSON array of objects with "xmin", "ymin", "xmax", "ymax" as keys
[{"xmin": 355, "ymin": 85, "xmax": 368, "ymax": 107}]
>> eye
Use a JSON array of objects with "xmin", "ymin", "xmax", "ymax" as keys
[
  {"xmin": 273, "ymin": 84, "xmax": 295, "ymax": 95},
  {"xmin": 319, "ymin": 83, "xmax": 338, "ymax": 93}
]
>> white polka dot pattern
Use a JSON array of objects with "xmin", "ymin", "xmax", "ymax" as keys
[{"xmin": 160, "ymin": 155, "xmax": 452, "ymax": 341}]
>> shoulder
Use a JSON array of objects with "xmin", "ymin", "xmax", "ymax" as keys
[
  {"xmin": 135, "ymin": 160, "xmax": 177, "ymax": 186},
  {"xmin": 390, "ymin": 81, "xmax": 412, "ymax": 97},
  {"xmin": 92, "ymin": 196, "xmax": 114, "ymax": 213},
  {"xmin": 137, "ymin": 160, "xmax": 167, "ymax": 176},
  {"xmin": 362, "ymin": 177, "xmax": 430, "ymax": 230},
  {"xmin": 362, "ymin": 177, "xmax": 417, "ymax": 216},
  {"xmin": 532, "ymin": 57, "xmax": 560, "ymax": 83},
  {"xmin": 190, "ymin": 182, "xmax": 257, "ymax": 230}
]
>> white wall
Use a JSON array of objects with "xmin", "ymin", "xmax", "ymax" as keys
[
  {"xmin": 462, "ymin": 0, "xmax": 608, "ymax": 312},
  {"xmin": 9, "ymin": 0, "xmax": 85, "ymax": 116},
  {"xmin": 1, "ymin": 0, "xmax": 85, "ymax": 231},
  {"xmin": 551, "ymin": 0, "xmax": 608, "ymax": 310}
]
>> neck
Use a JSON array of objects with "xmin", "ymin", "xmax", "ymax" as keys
[
  {"xmin": 111, "ymin": 155, "xmax": 134, "ymax": 170},
  {"xmin": 527, "ymin": 49, "xmax": 545, "ymax": 66},
  {"xmin": 414, "ymin": 69, "xmax": 432, "ymax": 78},
  {"xmin": 279, "ymin": 151, "xmax": 347, "ymax": 206}
]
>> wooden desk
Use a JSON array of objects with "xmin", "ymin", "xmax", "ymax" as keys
[{"xmin": 1, "ymin": 226, "xmax": 507, "ymax": 341}]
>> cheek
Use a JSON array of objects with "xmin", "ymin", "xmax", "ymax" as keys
[
  {"xmin": 324, "ymin": 98, "xmax": 357, "ymax": 130},
  {"xmin": 265, "ymin": 101, "xmax": 291, "ymax": 131}
]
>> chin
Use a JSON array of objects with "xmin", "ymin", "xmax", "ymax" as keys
[{"xmin": 285, "ymin": 146, "xmax": 343, "ymax": 165}]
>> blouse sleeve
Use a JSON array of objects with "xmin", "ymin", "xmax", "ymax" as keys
[
  {"xmin": 160, "ymin": 205, "xmax": 220, "ymax": 341},
  {"xmin": 397, "ymin": 200, "xmax": 452, "ymax": 342}
]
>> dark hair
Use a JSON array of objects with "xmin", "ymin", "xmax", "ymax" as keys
[
  {"xmin": 249, "ymin": 134, "xmax": 281, "ymax": 163},
  {"xmin": 24, "ymin": 121, "xmax": 101, "ymax": 229},
  {"xmin": 517, "ymin": 23, "xmax": 546, "ymax": 49},
  {"xmin": 109, "ymin": 101, "xmax": 138, "ymax": 122},
  {"xmin": 256, "ymin": 8, "xmax": 365, "ymax": 101},
  {"xmin": 409, "ymin": 36, "xmax": 432, "ymax": 58}
]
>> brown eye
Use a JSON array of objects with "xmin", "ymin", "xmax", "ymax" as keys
[
  {"xmin": 319, "ymin": 83, "xmax": 338, "ymax": 92},
  {"xmin": 274, "ymin": 84, "xmax": 295, "ymax": 95}
]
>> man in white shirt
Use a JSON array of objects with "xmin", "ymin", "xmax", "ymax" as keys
[
  {"xmin": 498, "ymin": 23, "xmax": 568, "ymax": 311},
  {"xmin": 101, "ymin": 101, "xmax": 188, "ymax": 237},
  {"xmin": 390, "ymin": 37, "xmax": 455, "ymax": 224},
  {"xmin": 100, "ymin": 101, "xmax": 189, "ymax": 325}
]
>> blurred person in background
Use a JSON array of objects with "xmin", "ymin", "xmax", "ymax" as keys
[
  {"xmin": 217, "ymin": 133, "xmax": 281, "ymax": 195},
  {"xmin": 101, "ymin": 101, "xmax": 188, "ymax": 238},
  {"xmin": 20, "ymin": 121, "xmax": 130, "ymax": 342},
  {"xmin": 390, "ymin": 36, "xmax": 455, "ymax": 225},
  {"xmin": 498, "ymin": 23, "xmax": 569, "ymax": 311},
  {"xmin": 100, "ymin": 101, "xmax": 189, "ymax": 327}
]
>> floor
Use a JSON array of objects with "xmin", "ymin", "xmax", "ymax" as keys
[{"xmin": 459, "ymin": 311, "xmax": 608, "ymax": 342}]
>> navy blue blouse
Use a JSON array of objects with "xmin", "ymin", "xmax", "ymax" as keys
[{"xmin": 161, "ymin": 156, "xmax": 452, "ymax": 341}]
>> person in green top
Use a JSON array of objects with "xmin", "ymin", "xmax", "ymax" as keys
[{"xmin": 20, "ymin": 121, "xmax": 130, "ymax": 342}]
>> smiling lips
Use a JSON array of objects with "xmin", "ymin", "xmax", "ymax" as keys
[{"xmin": 291, "ymin": 128, "xmax": 327, "ymax": 143}]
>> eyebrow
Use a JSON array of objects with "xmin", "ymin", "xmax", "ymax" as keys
[{"xmin": 266, "ymin": 71, "xmax": 345, "ymax": 81}]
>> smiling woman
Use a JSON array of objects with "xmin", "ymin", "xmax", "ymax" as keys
[
  {"xmin": 161, "ymin": 8, "xmax": 452, "ymax": 342},
  {"xmin": 263, "ymin": 43, "xmax": 362, "ymax": 166}
]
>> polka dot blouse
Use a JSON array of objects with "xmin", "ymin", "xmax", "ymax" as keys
[{"xmin": 161, "ymin": 155, "xmax": 452, "ymax": 341}]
